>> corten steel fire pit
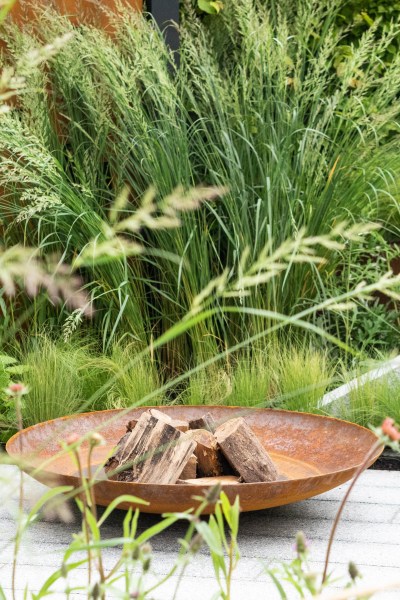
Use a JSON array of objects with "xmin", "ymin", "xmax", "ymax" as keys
[{"xmin": 6, "ymin": 406, "xmax": 382, "ymax": 514}]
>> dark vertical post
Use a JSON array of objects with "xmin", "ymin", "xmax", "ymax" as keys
[{"xmin": 147, "ymin": 0, "xmax": 180, "ymax": 66}]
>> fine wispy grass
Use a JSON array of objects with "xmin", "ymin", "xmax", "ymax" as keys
[
  {"xmin": 177, "ymin": 345, "xmax": 334, "ymax": 413},
  {"xmin": 18, "ymin": 336, "xmax": 162, "ymax": 427},
  {"xmin": 0, "ymin": 1, "xmax": 400, "ymax": 371},
  {"xmin": 3, "ymin": 334, "xmax": 398, "ymax": 431},
  {"xmin": 337, "ymin": 370, "xmax": 400, "ymax": 427}
]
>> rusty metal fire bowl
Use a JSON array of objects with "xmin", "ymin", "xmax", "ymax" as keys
[{"xmin": 6, "ymin": 407, "xmax": 382, "ymax": 514}]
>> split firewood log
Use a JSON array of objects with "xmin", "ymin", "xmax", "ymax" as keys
[
  {"xmin": 188, "ymin": 412, "xmax": 216, "ymax": 433},
  {"xmin": 214, "ymin": 417, "xmax": 280, "ymax": 483},
  {"xmin": 185, "ymin": 428, "xmax": 224, "ymax": 477},
  {"xmin": 105, "ymin": 412, "xmax": 195, "ymax": 484},
  {"xmin": 178, "ymin": 454, "xmax": 198, "ymax": 480},
  {"xmin": 149, "ymin": 408, "xmax": 189, "ymax": 432}
]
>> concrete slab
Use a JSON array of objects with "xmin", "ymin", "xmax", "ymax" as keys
[{"xmin": 0, "ymin": 466, "xmax": 399, "ymax": 599}]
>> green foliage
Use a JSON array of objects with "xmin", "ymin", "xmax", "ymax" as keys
[
  {"xmin": 20, "ymin": 337, "xmax": 102, "ymax": 426},
  {"xmin": 197, "ymin": 0, "xmax": 224, "ymax": 14},
  {"xmin": 197, "ymin": 493, "xmax": 240, "ymax": 599},
  {"xmin": 179, "ymin": 346, "xmax": 333, "ymax": 414},
  {"xmin": 315, "ymin": 235, "xmax": 400, "ymax": 356},
  {"xmin": 266, "ymin": 529, "xmax": 359, "ymax": 598},
  {"xmin": 12, "ymin": 337, "xmax": 161, "ymax": 430},
  {"xmin": 273, "ymin": 348, "xmax": 334, "ymax": 413},
  {"xmin": 338, "ymin": 370, "xmax": 400, "ymax": 427},
  {"xmin": 1, "ymin": 1, "xmax": 400, "ymax": 370},
  {"xmin": 0, "ymin": 353, "xmax": 25, "ymax": 443},
  {"xmin": 338, "ymin": 1, "xmax": 400, "ymax": 63}
]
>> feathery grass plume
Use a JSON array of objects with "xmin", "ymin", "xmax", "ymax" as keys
[
  {"xmin": 273, "ymin": 347, "xmax": 334, "ymax": 413},
  {"xmin": 1, "ymin": 2, "xmax": 400, "ymax": 368},
  {"xmin": 0, "ymin": 245, "xmax": 92, "ymax": 314}
]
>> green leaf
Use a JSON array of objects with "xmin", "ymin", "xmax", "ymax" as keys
[
  {"xmin": 230, "ymin": 496, "xmax": 240, "ymax": 539},
  {"xmin": 0, "ymin": 355, "xmax": 17, "ymax": 366},
  {"xmin": 32, "ymin": 559, "xmax": 87, "ymax": 598},
  {"xmin": 97, "ymin": 495, "xmax": 148, "ymax": 527},
  {"xmin": 267, "ymin": 570, "xmax": 288, "ymax": 599},
  {"xmin": 6, "ymin": 365, "xmax": 28, "ymax": 375},
  {"xmin": 361, "ymin": 11, "xmax": 374, "ymax": 26},
  {"xmin": 220, "ymin": 492, "xmax": 233, "ymax": 529},
  {"xmin": 84, "ymin": 507, "xmax": 100, "ymax": 541},
  {"xmin": 198, "ymin": 0, "xmax": 223, "ymax": 15},
  {"xmin": 135, "ymin": 515, "xmax": 180, "ymax": 544},
  {"xmin": 214, "ymin": 503, "xmax": 228, "ymax": 549},
  {"xmin": 0, "ymin": 369, "xmax": 10, "ymax": 392},
  {"xmin": 196, "ymin": 520, "xmax": 224, "ymax": 557},
  {"xmin": 123, "ymin": 507, "xmax": 133, "ymax": 539}
]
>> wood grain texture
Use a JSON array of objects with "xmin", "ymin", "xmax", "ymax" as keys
[
  {"xmin": 149, "ymin": 409, "xmax": 189, "ymax": 432},
  {"xmin": 188, "ymin": 413, "xmax": 216, "ymax": 433},
  {"xmin": 185, "ymin": 429, "xmax": 223, "ymax": 477},
  {"xmin": 177, "ymin": 475, "xmax": 241, "ymax": 486},
  {"xmin": 179, "ymin": 454, "xmax": 198, "ymax": 480},
  {"xmin": 215, "ymin": 417, "xmax": 279, "ymax": 483},
  {"xmin": 105, "ymin": 413, "xmax": 196, "ymax": 484}
]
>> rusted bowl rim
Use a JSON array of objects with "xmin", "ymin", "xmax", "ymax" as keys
[{"xmin": 6, "ymin": 406, "xmax": 383, "ymax": 482}]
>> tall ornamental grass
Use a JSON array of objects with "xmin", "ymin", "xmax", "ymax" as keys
[{"xmin": 0, "ymin": 1, "xmax": 400, "ymax": 370}]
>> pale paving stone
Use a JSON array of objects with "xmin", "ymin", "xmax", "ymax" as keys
[
  {"xmin": 0, "ymin": 466, "xmax": 399, "ymax": 600},
  {"xmin": 2, "ymin": 516, "xmax": 400, "ymax": 548},
  {"xmin": 392, "ymin": 508, "xmax": 400, "ymax": 524}
]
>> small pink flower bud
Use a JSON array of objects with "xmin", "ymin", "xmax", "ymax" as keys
[
  {"xmin": 6, "ymin": 383, "xmax": 28, "ymax": 396},
  {"xmin": 381, "ymin": 418, "xmax": 400, "ymax": 442}
]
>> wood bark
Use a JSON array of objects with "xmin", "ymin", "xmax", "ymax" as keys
[
  {"xmin": 149, "ymin": 409, "xmax": 189, "ymax": 432},
  {"xmin": 105, "ymin": 412, "xmax": 195, "ymax": 484},
  {"xmin": 126, "ymin": 419, "xmax": 138, "ymax": 432},
  {"xmin": 215, "ymin": 417, "xmax": 279, "ymax": 483},
  {"xmin": 188, "ymin": 412, "xmax": 216, "ymax": 433},
  {"xmin": 185, "ymin": 429, "xmax": 223, "ymax": 477}
]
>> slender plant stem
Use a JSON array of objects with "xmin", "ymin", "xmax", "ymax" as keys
[
  {"xmin": 155, "ymin": 498, "xmax": 210, "ymax": 600},
  {"xmin": 74, "ymin": 451, "xmax": 92, "ymax": 592},
  {"xmin": 226, "ymin": 540, "xmax": 235, "ymax": 600},
  {"xmin": 321, "ymin": 440, "xmax": 383, "ymax": 584},
  {"xmin": 11, "ymin": 396, "xmax": 23, "ymax": 600},
  {"xmin": 87, "ymin": 445, "xmax": 106, "ymax": 600}
]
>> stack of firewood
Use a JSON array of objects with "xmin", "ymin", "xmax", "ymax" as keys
[{"xmin": 104, "ymin": 409, "xmax": 284, "ymax": 485}]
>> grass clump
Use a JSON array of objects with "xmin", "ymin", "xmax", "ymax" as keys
[
  {"xmin": 94, "ymin": 343, "xmax": 163, "ymax": 410},
  {"xmin": 14, "ymin": 337, "xmax": 162, "ymax": 428},
  {"xmin": 337, "ymin": 372, "xmax": 400, "ymax": 428},
  {"xmin": 180, "ymin": 346, "xmax": 335, "ymax": 413},
  {"xmin": 273, "ymin": 348, "xmax": 334, "ymax": 413},
  {"xmin": 0, "ymin": 1, "xmax": 400, "ymax": 370},
  {"xmin": 20, "ymin": 337, "xmax": 103, "ymax": 426}
]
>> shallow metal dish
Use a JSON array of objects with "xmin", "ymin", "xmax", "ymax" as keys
[{"xmin": 6, "ymin": 406, "xmax": 381, "ymax": 514}]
